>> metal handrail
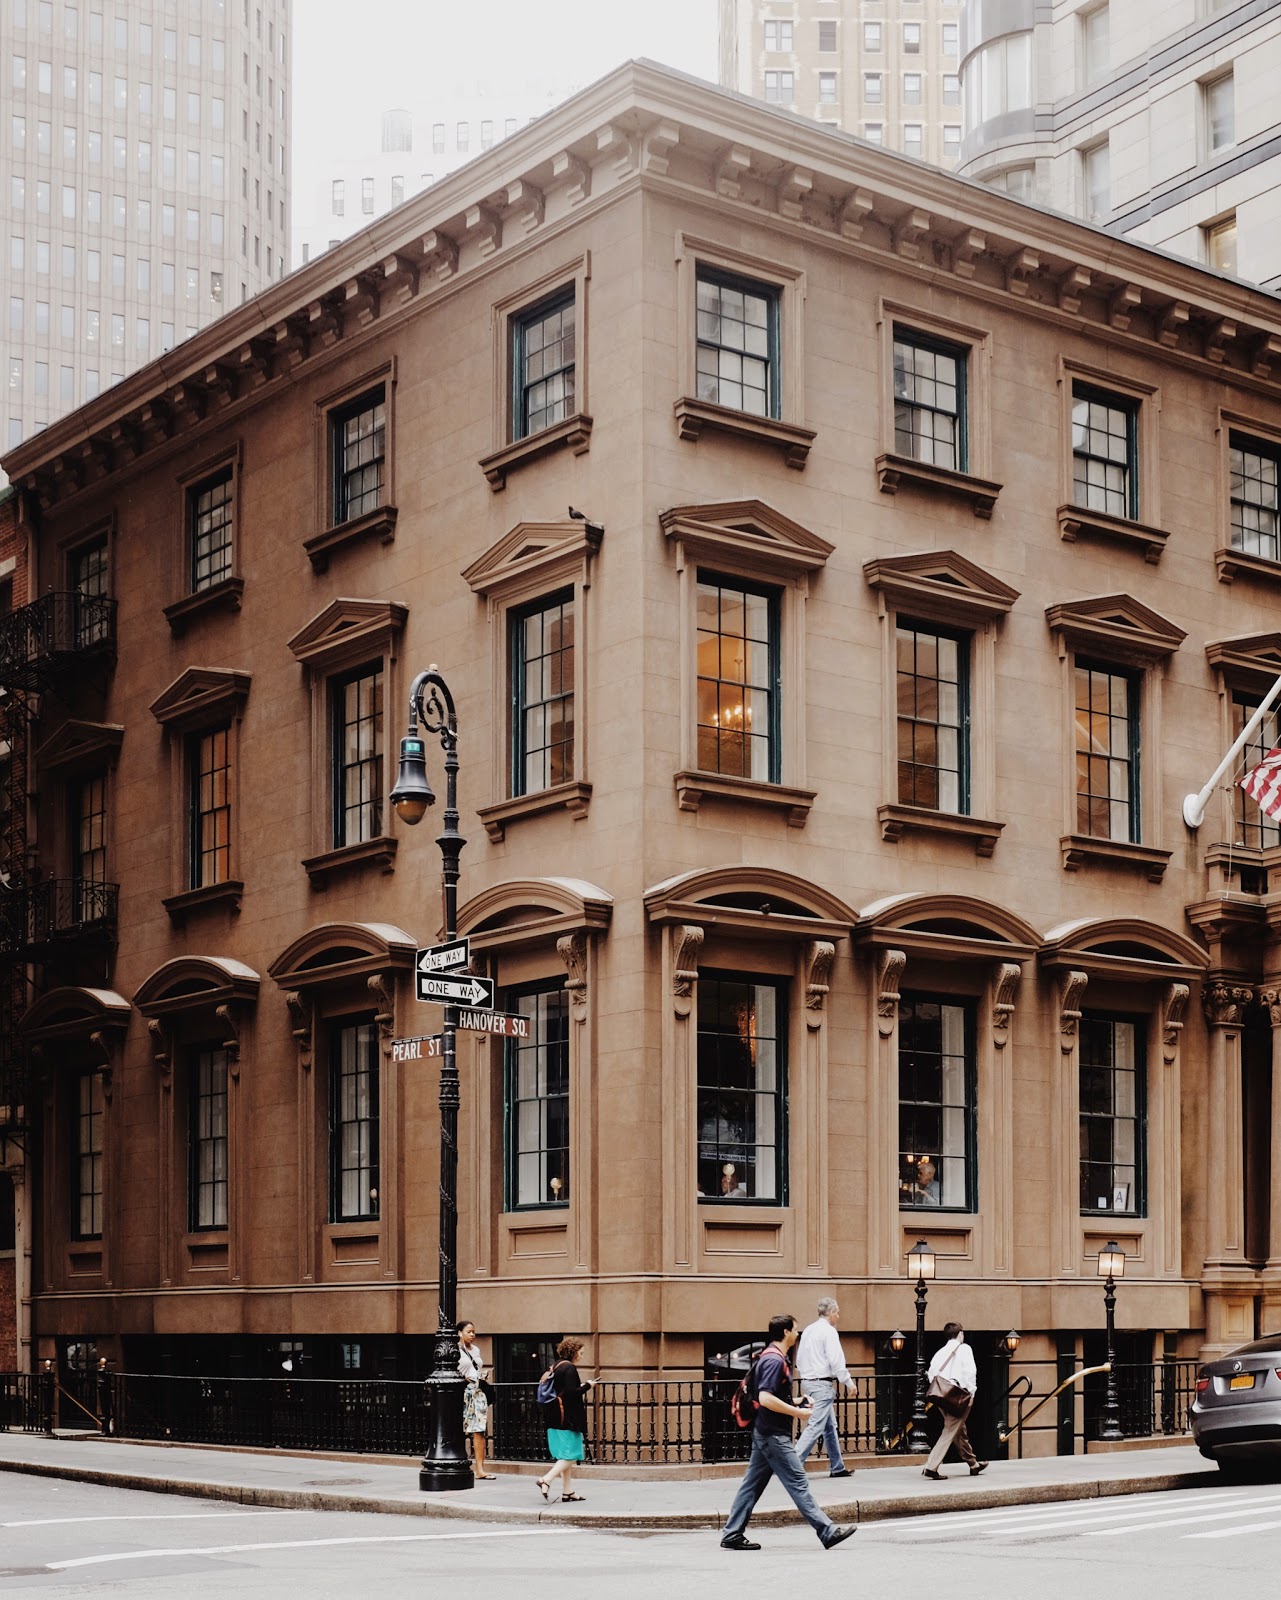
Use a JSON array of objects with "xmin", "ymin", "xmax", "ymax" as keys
[{"xmin": 998, "ymin": 1362, "xmax": 1112, "ymax": 1448}]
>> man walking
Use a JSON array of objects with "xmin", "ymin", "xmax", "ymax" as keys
[
  {"xmin": 795, "ymin": 1295, "xmax": 855, "ymax": 1478},
  {"xmin": 921, "ymin": 1321, "xmax": 988, "ymax": 1481},
  {"xmin": 720, "ymin": 1314, "xmax": 857, "ymax": 1553}
]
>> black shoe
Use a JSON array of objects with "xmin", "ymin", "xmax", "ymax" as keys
[
  {"xmin": 970, "ymin": 1462, "xmax": 989, "ymax": 1476},
  {"xmin": 829, "ymin": 1467, "xmax": 852, "ymax": 1478},
  {"xmin": 922, "ymin": 1468, "xmax": 944, "ymax": 1480},
  {"xmin": 823, "ymin": 1524, "xmax": 857, "ymax": 1549},
  {"xmin": 721, "ymin": 1533, "xmax": 761, "ymax": 1551}
]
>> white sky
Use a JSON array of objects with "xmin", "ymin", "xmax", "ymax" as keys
[{"xmin": 291, "ymin": 0, "xmax": 719, "ymax": 200}]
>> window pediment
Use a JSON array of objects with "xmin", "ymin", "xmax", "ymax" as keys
[
  {"xmin": 458, "ymin": 875, "xmax": 613, "ymax": 951},
  {"xmin": 36, "ymin": 719, "xmax": 124, "ymax": 776},
  {"xmin": 268, "ymin": 920, "xmax": 416, "ymax": 990},
  {"xmin": 1205, "ymin": 631, "xmax": 1281, "ymax": 690},
  {"xmin": 149, "ymin": 666, "xmax": 251, "ymax": 733},
  {"xmin": 645, "ymin": 865, "xmax": 855, "ymax": 941},
  {"xmin": 462, "ymin": 518, "xmax": 603, "ymax": 601},
  {"xmin": 134, "ymin": 955, "xmax": 260, "ymax": 1017},
  {"xmin": 863, "ymin": 549, "xmax": 1019, "ymax": 625},
  {"xmin": 20, "ymin": 984, "xmax": 131, "ymax": 1042},
  {"xmin": 1045, "ymin": 593, "xmax": 1185, "ymax": 663},
  {"xmin": 660, "ymin": 500, "xmax": 834, "ymax": 578},
  {"xmin": 857, "ymin": 892, "xmax": 1038, "ymax": 960},
  {"xmin": 1041, "ymin": 916, "xmax": 1208, "ymax": 980},
  {"xmin": 286, "ymin": 598, "xmax": 408, "ymax": 672}
]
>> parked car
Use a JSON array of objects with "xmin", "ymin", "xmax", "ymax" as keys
[
  {"xmin": 706, "ymin": 1341, "xmax": 766, "ymax": 1377},
  {"xmin": 1191, "ymin": 1334, "xmax": 1281, "ymax": 1469}
]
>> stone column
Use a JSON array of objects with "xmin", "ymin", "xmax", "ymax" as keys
[
  {"xmin": 1053, "ymin": 971, "xmax": 1087, "ymax": 1276},
  {"xmin": 800, "ymin": 939, "xmax": 835, "ymax": 1273},
  {"xmin": 988, "ymin": 962, "xmax": 1021, "ymax": 1277},
  {"xmin": 1260, "ymin": 986, "xmax": 1281, "ymax": 1326},
  {"xmin": 1201, "ymin": 979, "xmax": 1256, "ymax": 1353},
  {"xmin": 868, "ymin": 948, "xmax": 905, "ymax": 1277},
  {"xmin": 662, "ymin": 925, "xmax": 702, "ymax": 1271}
]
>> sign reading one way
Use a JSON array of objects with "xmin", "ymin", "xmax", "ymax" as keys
[
  {"xmin": 415, "ymin": 971, "xmax": 496, "ymax": 1009},
  {"xmin": 416, "ymin": 939, "xmax": 470, "ymax": 975}
]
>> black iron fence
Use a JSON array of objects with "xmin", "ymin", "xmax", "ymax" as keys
[
  {"xmin": 0, "ymin": 591, "xmax": 116, "ymax": 693},
  {"xmin": 0, "ymin": 1363, "xmax": 1194, "ymax": 1462}
]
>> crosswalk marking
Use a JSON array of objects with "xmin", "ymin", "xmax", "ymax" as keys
[
  {"xmin": 876, "ymin": 1488, "xmax": 1234, "ymax": 1534},
  {"xmin": 1086, "ymin": 1497, "xmax": 1281, "ymax": 1537},
  {"xmin": 1190, "ymin": 1516, "xmax": 1281, "ymax": 1540}
]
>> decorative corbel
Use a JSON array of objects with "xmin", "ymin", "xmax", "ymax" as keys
[
  {"xmin": 1202, "ymin": 979, "xmax": 1254, "ymax": 1028},
  {"xmin": 367, "ymin": 973, "xmax": 395, "ymax": 1042},
  {"xmin": 1157, "ymin": 301, "xmax": 1189, "ymax": 348},
  {"xmin": 343, "ymin": 273, "xmax": 379, "ymax": 329},
  {"xmin": 876, "ymin": 949, "xmax": 906, "ymax": 1036},
  {"xmin": 201, "ymin": 362, "xmax": 236, "ymax": 409},
  {"xmin": 107, "ymin": 419, "xmax": 142, "ymax": 462},
  {"xmin": 837, "ymin": 187, "xmax": 874, "ymax": 241},
  {"xmin": 950, "ymin": 229, "xmax": 985, "ymax": 279},
  {"xmin": 1058, "ymin": 265, "xmax": 1092, "ymax": 314},
  {"xmin": 551, "ymin": 149, "xmax": 591, "ymax": 205},
  {"xmin": 1108, "ymin": 283, "xmax": 1142, "ymax": 331},
  {"xmin": 147, "ymin": 1017, "xmax": 173, "ymax": 1086},
  {"xmin": 89, "ymin": 1031, "xmax": 115, "ymax": 1102},
  {"xmin": 234, "ymin": 341, "xmax": 270, "ymax": 391},
  {"xmin": 672, "ymin": 924, "xmax": 704, "ymax": 1017},
  {"xmin": 804, "ymin": 940, "xmax": 836, "ymax": 1029},
  {"xmin": 1004, "ymin": 247, "xmax": 1038, "ymax": 297},
  {"xmin": 557, "ymin": 931, "xmax": 588, "ymax": 1024},
  {"xmin": 1059, "ymin": 970, "xmax": 1088, "ymax": 1051},
  {"xmin": 893, "ymin": 209, "xmax": 930, "ymax": 261},
  {"xmin": 505, "ymin": 179, "xmax": 544, "ymax": 236},
  {"xmin": 992, "ymin": 962, "xmax": 1022, "ymax": 1049},
  {"xmin": 380, "ymin": 252, "xmax": 420, "ymax": 307},
  {"xmin": 465, "ymin": 203, "xmax": 502, "ymax": 258},
  {"xmin": 216, "ymin": 1003, "xmax": 243, "ymax": 1078},
  {"xmin": 714, "ymin": 144, "xmax": 752, "ymax": 200},
  {"xmin": 1205, "ymin": 317, "xmax": 1236, "ymax": 364},
  {"xmin": 1251, "ymin": 334, "xmax": 1281, "ymax": 380},
  {"xmin": 641, "ymin": 121, "xmax": 680, "ymax": 177},
  {"xmin": 596, "ymin": 122, "xmax": 639, "ymax": 176},
  {"xmin": 777, "ymin": 166, "xmax": 813, "ymax": 222},
  {"xmin": 1260, "ymin": 983, "xmax": 1281, "ymax": 1029},
  {"xmin": 306, "ymin": 298, "xmax": 340, "ymax": 351},
  {"xmin": 285, "ymin": 990, "xmax": 313, "ymax": 1071},
  {"xmin": 1161, "ymin": 981, "xmax": 1189, "ymax": 1066},
  {"xmin": 138, "ymin": 398, "xmax": 175, "ymax": 445},
  {"xmin": 422, "ymin": 229, "xmax": 459, "ymax": 281},
  {"xmin": 269, "ymin": 320, "xmax": 306, "ymax": 376}
]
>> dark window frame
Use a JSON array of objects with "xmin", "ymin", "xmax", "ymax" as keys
[
  {"xmin": 1079, "ymin": 1011, "xmax": 1146, "ymax": 1218},
  {"xmin": 1228, "ymin": 429, "xmax": 1281, "ymax": 562},
  {"xmin": 502, "ymin": 980, "xmax": 571, "ymax": 1212},
  {"xmin": 330, "ymin": 661, "xmax": 383, "ymax": 847},
  {"xmin": 71, "ymin": 1069, "xmax": 104, "ymax": 1242},
  {"xmin": 330, "ymin": 384, "xmax": 386, "ymax": 525},
  {"xmin": 893, "ymin": 325, "xmax": 969, "ymax": 472},
  {"xmin": 327, "ymin": 1017, "xmax": 380, "ymax": 1224},
  {"xmin": 694, "ymin": 266, "xmax": 781, "ymax": 420},
  {"xmin": 1074, "ymin": 658, "xmax": 1141, "ymax": 844},
  {"xmin": 71, "ymin": 535, "xmax": 110, "ymax": 646},
  {"xmin": 509, "ymin": 588, "xmax": 575, "ymax": 798},
  {"xmin": 187, "ymin": 464, "xmax": 234, "ymax": 592},
  {"xmin": 1071, "ymin": 380, "xmax": 1139, "ymax": 521},
  {"xmin": 695, "ymin": 569, "xmax": 782, "ymax": 784},
  {"xmin": 1233, "ymin": 690, "xmax": 1281, "ymax": 849},
  {"xmin": 696, "ymin": 969, "xmax": 789, "ymax": 1207},
  {"xmin": 188, "ymin": 724, "xmax": 232, "ymax": 888},
  {"xmin": 511, "ymin": 288, "xmax": 575, "ymax": 442},
  {"xmin": 898, "ymin": 992, "xmax": 977, "ymax": 1213},
  {"xmin": 187, "ymin": 1045, "xmax": 229, "ymax": 1232},
  {"xmin": 895, "ymin": 617, "xmax": 971, "ymax": 813}
]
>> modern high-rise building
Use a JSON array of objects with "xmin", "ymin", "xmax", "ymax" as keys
[
  {"xmin": 957, "ymin": 1, "xmax": 1281, "ymax": 289},
  {"xmin": 718, "ymin": 0, "xmax": 965, "ymax": 170},
  {"xmin": 1, "ymin": 0, "xmax": 292, "ymax": 460}
]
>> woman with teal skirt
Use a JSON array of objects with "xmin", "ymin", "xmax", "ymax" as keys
[{"xmin": 536, "ymin": 1337, "xmax": 595, "ymax": 1503}]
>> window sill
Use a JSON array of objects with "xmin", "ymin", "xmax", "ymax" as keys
[
  {"xmin": 476, "ymin": 780, "xmax": 593, "ymax": 843},
  {"xmin": 163, "ymin": 880, "xmax": 244, "ymax": 924},
  {"xmin": 878, "ymin": 803, "xmax": 1004, "ymax": 858},
  {"xmin": 1060, "ymin": 834, "xmax": 1171, "ymax": 882},
  {"xmin": 302, "ymin": 835, "xmax": 397, "ymax": 887},
  {"xmin": 674, "ymin": 769, "xmax": 815, "ymax": 827},
  {"xmin": 875, "ymin": 453, "xmax": 1001, "ymax": 520},
  {"xmin": 673, "ymin": 397, "xmax": 815, "ymax": 469},
  {"xmin": 163, "ymin": 576, "xmax": 245, "ymax": 636},
  {"xmin": 1057, "ymin": 504, "xmax": 1167, "ymax": 564},
  {"xmin": 303, "ymin": 504, "xmax": 398, "ymax": 572},
  {"xmin": 478, "ymin": 413, "xmax": 594, "ymax": 491},
  {"xmin": 1215, "ymin": 544, "xmax": 1281, "ymax": 587}
]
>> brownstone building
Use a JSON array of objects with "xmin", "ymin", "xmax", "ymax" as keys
[
  {"xmin": 5, "ymin": 63, "xmax": 1281, "ymax": 1449},
  {"xmin": 0, "ymin": 483, "xmax": 24, "ymax": 1371}
]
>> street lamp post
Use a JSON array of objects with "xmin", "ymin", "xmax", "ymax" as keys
[
  {"xmin": 390, "ymin": 664, "xmax": 473, "ymax": 1493},
  {"xmin": 1097, "ymin": 1240, "xmax": 1126, "ymax": 1442},
  {"xmin": 906, "ymin": 1239, "xmax": 935, "ymax": 1453}
]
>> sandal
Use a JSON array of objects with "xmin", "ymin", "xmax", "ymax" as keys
[
  {"xmin": 477, "ymin": 1473, "xmax": 498, "ymax": 1480},
  {"xmin": 536, "ymin": 1479, "xmax": 550, "ymax": 1500},
  {"xmin": 561, "ymin": 1492, "xmax": 586, "ymax": 1502}
]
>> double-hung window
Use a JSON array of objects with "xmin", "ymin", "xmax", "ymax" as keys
[
  {"xmin": 188, "ymin": 466, "xmax": 233, "ymax": 591},
  {"xmin": 328, "ymin": 1019, "xmax": 379, "ymax": 1222},
  {"xmin": 1234, "ymin": 691, "xmax": 1281, "ymax": 848},
  {"xmin": 1072, "ymin": 382, "xmax": 1137, "ymax": 519},
  {"xmin": 1079, "ymin": 1013, "xmax": 1144, "ymax": 1216},
  {"xmin": 188, "ymin": 1046, "xmax": 229, "ymax": 1231},
  {"xmin": 1075, "ymin": 660, "xmax": 1139, "ymax": 842},
  {"xmin": 898, "ymin": 994, "xmax": 975, "ymax": 1211},
  {"xmin": 1229, "ymin": 432, "xmax": 1280, "ymax": 561},
  {"xmin": 696, "ymin": 573, "xmax": 779, "ymax": 783},
  {"xmin": 763, "ymin": 19, "xmax": 792, "ymax": 52},
  {"xmin": 331, "ymin": 664, "xmax": 383, "ymax": 847},
  {"xmin": 504, "ymin": 984, "xmax": 570, "ymax": 1209},
  {"xmin": 512, "ymin": 291, "xmax": 575, "ymax": 441},
  {"xmin": 894, "ymin": 328, "xmax": 967, "ymax": 470},
  {"xmin": 896, "ymin": 621, "xmax": 968, "ymax": 812},
  {"xmin": 511, "ymin": 591, "xmax": 574, "ymax": 796},
  {"xmin": 72, "ymin": 1070, "xmax": 104, "ymax": 1240},
  {"xmin": 764, "ymin": 70, "xmax": 794, "ymax": 103},
  {"xmin": 189, "ymin": 726, "xmax": 231, "ymax": 887},
  {"xmin": 331, "ymin": 385, "xmax": 385, "ymax": 524},
  {"xmin": 697, "ymin": 973, "xmax": 786, "ymax": 1204},
  {"xmin": 695, "ymin": 270, "xmax": 778, "ymax": 419},
  {"xmin": 72, "ymin": 772, "xmax": 107, "ymax": 922},
  {"xmin": 72, "ymin": 536, "xmax": 109, "ymax": 647}
]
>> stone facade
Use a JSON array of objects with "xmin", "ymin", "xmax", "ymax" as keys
[{"xmin": 5, "ymin": 62, "xmax": 1281, "ymax": 1440}]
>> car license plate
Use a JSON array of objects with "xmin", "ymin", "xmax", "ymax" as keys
[{"xmin": 1229, "ymin": 1374, "xmax": 1256, "ymax": 1390}]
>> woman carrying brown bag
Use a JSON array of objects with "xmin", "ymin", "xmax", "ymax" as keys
[{"xmin": 921, "ymin": 1321, "xmax": 988, "ymax": 1481}]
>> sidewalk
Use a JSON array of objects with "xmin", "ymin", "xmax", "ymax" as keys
[{"xmin": 0, "ymin": 1431, "xmax": 1216, "ymax": 1531}]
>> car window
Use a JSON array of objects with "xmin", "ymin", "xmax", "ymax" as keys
[{"xmin": 1226, "ymin": 1334, "xmax": 1281, "ymax": 1356}]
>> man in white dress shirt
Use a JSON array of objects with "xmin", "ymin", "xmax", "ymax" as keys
[
  {"xmin": 921, "ymin": 1321, "xmax": 987, "ymax": 1479},
  {"xmin": 795, "ymin": 1296, "xmax": 856, "ymax": 1478}
]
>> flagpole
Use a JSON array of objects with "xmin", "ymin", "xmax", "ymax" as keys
[{"xmin": 1183, "ymin": 670, "xmax": 1281, "ymax": 828}]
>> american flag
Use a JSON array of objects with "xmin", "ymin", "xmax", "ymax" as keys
[{"xmin": 1240, "ymin": 747, "xmax": 1281, "ymax": 824}]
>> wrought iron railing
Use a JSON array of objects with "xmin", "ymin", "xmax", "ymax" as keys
[
  {"xmin": 2, "ymin": 878, "xmax": 121, "ymax": 954},
  {"xmin": 0, "ymin": 592, "xmax": 116, "ymax": 693},
  {"xmin": 0, "ymin": 1372, "xmax": 52, "ymax": 1434}
]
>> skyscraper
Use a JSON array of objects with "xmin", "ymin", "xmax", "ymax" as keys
[{"xmin": 1, "ymin": 0, "xmax": 292, "ymax": 461}]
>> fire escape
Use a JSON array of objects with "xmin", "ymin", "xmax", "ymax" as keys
[{"xmin": 0, "ymin": 590, "xmax": 120, "ymax": 1143}]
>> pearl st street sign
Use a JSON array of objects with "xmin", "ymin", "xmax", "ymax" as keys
[
  {"xmin": 415, "ymin": 971, "xmax": 496, "ymax": 1008},
  {"xmin": 391, "ymin": 1009, "xmax": 531, "ymax": 1063},
  {"xmin": 391, "ymin": 1034, "xmax": 442, "ymax": 1062}
]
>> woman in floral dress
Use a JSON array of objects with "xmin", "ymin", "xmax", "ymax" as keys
[{"xmin": 456, "ymin": 1319, "xmax": 496, "ymax": 1478}]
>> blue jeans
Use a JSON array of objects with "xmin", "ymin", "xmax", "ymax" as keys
[
  {"xmin": 722, "ymin": 1428, "xmax": 836, "ymax": 1543},
  {"xmin": 795, "ymin": 1377, "xmax": 844, "ymax": 1470}
]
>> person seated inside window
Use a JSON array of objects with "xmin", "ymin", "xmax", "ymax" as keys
[{"xmin": 914, "ymin": 1156, "xmax": 940, "ymax": 1205}]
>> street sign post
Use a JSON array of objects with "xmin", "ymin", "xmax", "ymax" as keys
[
  {"xmin": 416, "ymin": 939, "xmax": 470, "ymax": 975},
  {"xmin": 415, "ymin": 971, "xmax": 496, "ymax": 1008}
]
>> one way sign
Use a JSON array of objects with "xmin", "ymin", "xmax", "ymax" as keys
[{"xmin": 416, "ymin": 971, "xmax": 496, "ymax": 1009}]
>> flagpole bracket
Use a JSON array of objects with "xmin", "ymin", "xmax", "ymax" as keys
[{"xmin": 1183, "ymin": 792, "xmax": 1208, "ymax": 830}]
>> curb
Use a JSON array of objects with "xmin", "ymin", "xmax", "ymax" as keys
[{"xmin": 0, "ymin": 1456, "xmax": 1218, "ymax": 1532}]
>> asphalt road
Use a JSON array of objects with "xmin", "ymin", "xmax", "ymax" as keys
[{"xmin": 2, "ymin": 1474, "xmax": 1280, "ymax": 1599}]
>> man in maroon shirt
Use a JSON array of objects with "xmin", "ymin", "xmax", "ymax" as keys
[{"xmin": 720, "ymin": 1314, "xmax": 858, "ymax": 1552}]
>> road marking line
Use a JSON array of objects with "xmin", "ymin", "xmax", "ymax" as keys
[
  {"xmin": 1085, "ymin": 1499, "xmax": 1281, "ymax": 1537},
  {"xmin": 5, "ymin": 1511, "xmax": 299, "ymax": 1528},
  {"xmin": 1189, "ymin": 1517, "xmax": 1281, "ymax": 1539},
  {"xmin": 51, "ymin": 1527, "xmax": 578, "ymax": 1571},
  {"xmin": 872, "ymin": 1490, "xmax": 1246, "ymax": 1534}
]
